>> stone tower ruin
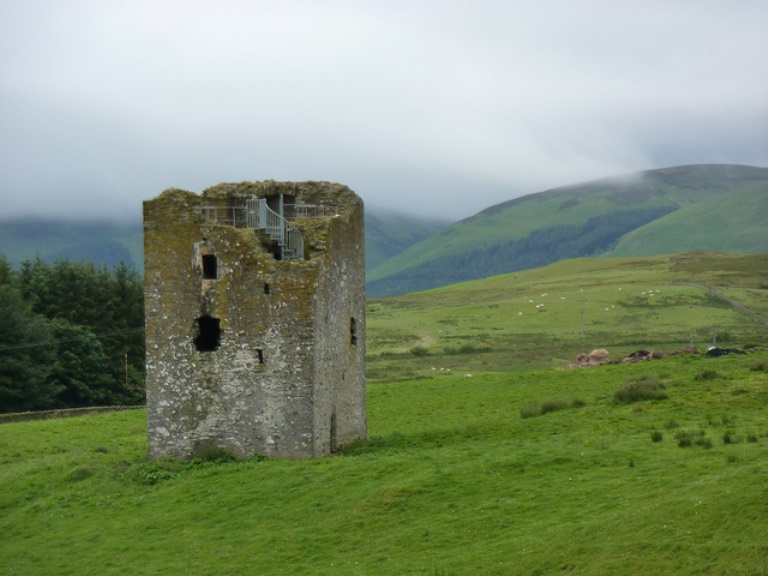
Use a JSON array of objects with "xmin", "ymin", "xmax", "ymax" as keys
[{"xmin": 143, "ymin": 181, "xmax": 366, "ymax": 459}]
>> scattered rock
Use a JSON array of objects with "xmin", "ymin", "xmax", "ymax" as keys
[
  {"xmin": 562, "ymin": 345, "xmax": 705, "ymax": 369},
  {"xmin": 623, "ymin": 350, "xmax": 669, "ymax": 363},
  {"xmin": 588, "ymin": 348, "xmax": 609, "ymax": 363},
  {"xmin": 563, "ymin": 349, "xmax": 609, "ymax": 368},
  {"xmin": 706, "ymin": 346, "xmax": 746, "ymax": 357}
]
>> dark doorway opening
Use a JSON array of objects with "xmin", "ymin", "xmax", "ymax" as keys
[
  {"xmin": 266, "ymin": 194, "xmax": 296, "ymax": 214},
  {"xmin": 195, "ymin": 316, "xmax": 221, "ymax": 352}
]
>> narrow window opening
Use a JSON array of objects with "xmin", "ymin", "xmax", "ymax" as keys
[
  {"xmin": 330, "ymin": 412, "xmax": 338, "ymax": 452},
  {"xmin": 264, "ymin": 283, "xmax": 271, "ymax": 295},
  {"xmin": 194, "ymin": 315, "xmax": 221, "ymax": 352},
  {"xmin": 202, "ymin": 254, "xmax": 218, "ymax": 279},
  {"xmin": 350, "ymin": 317, "xmax": 358, "ymax": 346},
  {"xmin": 257, "ymin": 349, "xmax": 264, "ymax": 364}
]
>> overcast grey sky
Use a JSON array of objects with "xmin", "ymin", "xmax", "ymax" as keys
[{"xmin": 1, "ymin": 0, "xmax": 766, "ymax": 221}]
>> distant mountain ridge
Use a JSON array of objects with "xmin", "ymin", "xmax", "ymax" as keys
[
  {"xmin": 366, "ymin": 164, "xmax": 768, "ymax": 296},
  {"xmin": 3, "ymin": 164, "xmax": 766, "ymax": 295},
  {"xmin": 0, "ymin": 210, "xmax": 450, "ymax": 275},
  {"xmin": 0, "ymin": 219, "xmax": 144, "ymax": 269}
]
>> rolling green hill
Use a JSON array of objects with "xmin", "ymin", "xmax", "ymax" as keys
[
  {"xmin": 606, "ymin": 181, "xmax": 768, "ymax": 256},
  {"xmin": 367, "ymin": 164, "xmax": 768, "ymax": 296},
  {"xmin": 364, "ymin": 210, "xmax": 450, "ymax": 271}
]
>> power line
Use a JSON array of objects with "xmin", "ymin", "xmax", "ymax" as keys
[{"xmin": 0, "ymin": 326, "xmax": 145, "ymax": 353}]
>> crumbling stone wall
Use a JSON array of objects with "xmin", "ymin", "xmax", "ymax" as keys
[{"xmin": 143, "ymin": 181, "xmax": 366, "ymax": 459}]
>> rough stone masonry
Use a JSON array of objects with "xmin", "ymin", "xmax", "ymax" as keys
[{"xmin": 143, "ymin": 181, "xmax": 366, "ymax": 459}]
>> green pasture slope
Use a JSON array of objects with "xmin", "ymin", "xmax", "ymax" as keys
[
  {"xmin": 367, "ymin": 252, "xmax": 768, "ymax": 380},
  {"xmin": 606, "ymin": 182, "xmax": 768, "ymax": 257},
  {"xmin": 2, "ymin": 252, "xmax": 768, "ymax": 575}
]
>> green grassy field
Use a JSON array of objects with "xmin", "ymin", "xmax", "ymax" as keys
[
  {"xmin": 2, "ymin": 354, "xmax": 768, "ymax": 575},
  {"xmin": 367, "ymin": 252, "xmax": 768, "ymax": 381},
  {"xmin": 2, "ymin": 252, "xmax": 767, "ymax": 575}
]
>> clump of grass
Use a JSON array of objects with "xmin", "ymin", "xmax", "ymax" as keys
[
  {"xmin": 519, "ymin": 404, "xmax": 541, "ymax": 419},
  {"xmin": 695, "ymin": 370, "xmax": 719, "ymax": 381},
  {"xmin": 125, "ymin": 449, "xmax": 244, "ymax": 486},
  {"xmin": 410, "ymin": 346, "xmax": 430, "ymax": 357},
  {"xmin": 664, "ymin": 419, "xmax": 680, "ymax": 429},
  {"xmin": 192, "ymin": 445, "xmax": 238, "ymax": 464},
  {"xmin": 697, "ymin": 437, "xmax": 713, "ymax": 449},
  {"xmin": 748, "ymin": 360, "xmax": 768, "ymax": 372},
  {"xmin": 650, "ymin": 430, "xmax": 663, "ymax": 443},
  {"xmin": 722, "ymin": 431, "xmax": 740, "ymax": 444},
  {"xmin": 443, "ymin": 344, "xmax": 492, "ymax": 355},
  {"xmin": 746, "ymin": 433, "xmax": 758, "ymax": 443},
  {"xmin": 675, "ymin": 429, "xmax": 712, "ymax": 449},
  {"xmin": 520, "ymin": 397, "xmax": 586, "ymax": 419},
  {"xmin": 540, "ymin": 398, "xmax": 570, "ymax": 415},
  {"xmin": 613, "ymin": 374, "xmax": 667, "ymax": 404},
  {"xmin": 129, "ymin": 458, "xmax": 185, "ymax": 485},
  {"xmin": 67, "ymin": 464, "xmax": 97, "ymax": 482}
]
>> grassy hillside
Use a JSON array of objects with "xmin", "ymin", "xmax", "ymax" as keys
[
  {"xmin": 607, "ymin": 182, "xmax": 768, "ymax": 256},
  {"xmin": 366, "ymin": 252, "xmax": 768, "ymax": 380},
  {"xmin": 365, "ymin": 210, "xmax": 450, "ymax": 272},
  {"xmin": 367, "ymin": 164, "xmax": 768, "ymax": 296}
]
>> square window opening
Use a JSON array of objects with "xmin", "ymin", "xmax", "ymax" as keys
[{"xmin": 195, "ymin": 315, "xmax": 221, "ymax": 352}]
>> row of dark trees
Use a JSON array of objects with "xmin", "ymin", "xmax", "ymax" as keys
[{"xmin": 0, "ymin": 255, "xmax": 145, "ymax": 413}]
